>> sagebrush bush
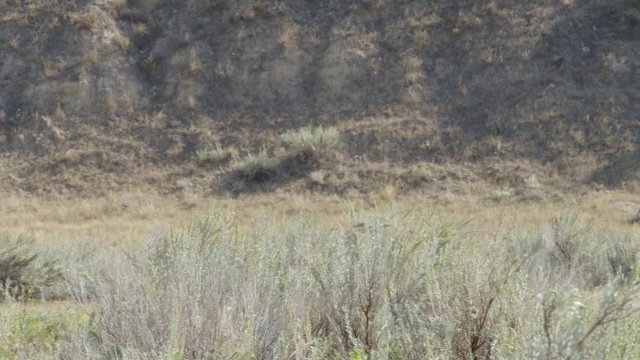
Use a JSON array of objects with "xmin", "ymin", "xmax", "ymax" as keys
[
  {"xmin": 280, "ymin": 126, "xmax": 340, "ymax": 152},
  {"xmin": 238, "ymin": 148, "xmax": 275, "ymax": 180},
  {"xmin": 49, "ymin": 238, "xmax": 116, "ymax": 302},
  {"xmin": 58, "ymin": 210, "xmax": 640, "ymax": 359},
  {"xmin": 193, "ymin": 144, "xmax": 231, "ymax": 164},
  {"xmin": 223, "ymin": 148, "xmax": 278, "ymax": 194},
  {"xmin": 0, "ymin": 235, "xmax": 61, "ymax": 301}
]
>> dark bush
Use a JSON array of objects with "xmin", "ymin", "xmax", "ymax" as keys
[{"xmin": 0, "ymin": 235, "xmax": 62, "ymax": 301}]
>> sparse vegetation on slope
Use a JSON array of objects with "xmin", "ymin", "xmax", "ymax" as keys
[{"xmin": 0, "ymin": 0, "xmax": 638, "ymax": 196}]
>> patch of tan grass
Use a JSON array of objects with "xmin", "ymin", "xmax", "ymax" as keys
[
  {"xmin": 71, "ymin": 10, "xmax": 103, "ymax": 33},
  {"xmin": 0, "ymin": 193, "xmax": 200, "ymax": 243},
  {"xmin": 170, "ymin": 48, "xmax": 203, "ymax": 78},
  {"xmin": 43, "ymin": 58, "xmax": 68, "ymax": 80},
  {"xmin": 79, "ymin": 50, "xmax": 99, "ymax": 70},
  {"xmin": 7, "ymin": 34, "xmax": 20, "ymax": 49},
  {"xmin": 131, "ymin": 22, "xmax": 149, "ymax": 35},
  {"xmin": 1, "ymin": 190, "xmax": 638, "ymax": 244},
  {"xmin": 112, "ymin": 31, "xmax": 131, "ymax": 51},
  {"xmin": 277, "ymin": 21, "xmax": 298, "ymax": 52}
]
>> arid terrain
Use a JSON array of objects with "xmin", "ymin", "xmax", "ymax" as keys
[
  {"xmin": 1, "ymin": 0, "xmax": 640, "ymax": 358},
  {"xmin": 0, "ymin": 0, "xmax": 639, "ymax": 198},
  {"xmin": 0, "ymin": 0, "xmax": 638, "ymax": 235}
]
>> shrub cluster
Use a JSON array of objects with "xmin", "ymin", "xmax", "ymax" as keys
[
  {"xmin": 0, "ymin": 235, "xmax": 61, "ymax": 301},
  {"xmin": 193, "ymin": 144, "xmax": 231, "ymax": 165},
  {"xmin": 279, "ymin": 126, "xmax": 340, "ymax": 152},
  {"xmin": 56, "ymin": 210, "xmax": 640, "ymax": 359},
  {"xmin": 227, "ymin": 126, "xmax": 341, "ymax": 194}
]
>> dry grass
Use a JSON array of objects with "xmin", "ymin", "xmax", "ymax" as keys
[
  {"xmin": 7, "ymin": 34, "xmax": 20, "ymax": 50},
  {"xmin": 130, "ymin": 22, "xmax": 149, "ymax": 35},
  {"xmin": 0, "ymin": 0, "xmax": 637, "ymax": 354},
  {"xmin": 78, "ymin": 49, "xmax": 99, "ymax": 70},
  {"xmin": 170, "ymin": 48, "xmax": 203, "ymax": 78},
  {"xmin": 0, "ymin": 194, "xmax": 205, "ymax": 244},
  {"xmin": 42, "ymin": 58, "xmax": 67, "ymax": 80},
  {"xmin": 71, "ymin": 9, "xmax": 104, "ymax": 33},
  {"xmin": 1, "ymin": 190, "xmax": 638, "ymax": 244},
  {"xmin": 277, "ymin": 21, "xmax": 298, "ymax": 53},
  {"xmin": 111, "ymin": 32, "xmax": 131, "ymax": 51}
]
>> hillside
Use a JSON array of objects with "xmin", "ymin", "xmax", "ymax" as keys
[{"xmin": 0, "ymin": 0, "xmax": 639, "ymax": 199}]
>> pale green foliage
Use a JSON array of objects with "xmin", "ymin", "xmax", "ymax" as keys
[
  {"xmin": 235, "ymin": 148, "xmax": 277, "ymax": 187},
  {"xmin": 54, "ymin": 210, "xmax": 640, "ymax": 359},
  {"xmin": 193, "ymin": 144, "xmax": 230, "ymax": 164},
  {"xmin": 241, "ymin": 147, "xmax": 274, "ymax": 171},
  {"xmin": 520, "ymin": 284, "xmax": 640, "ymax": 359},
  {"xmin": 280, "ymin": 126, "xmax": 340, "ymax": 151}
]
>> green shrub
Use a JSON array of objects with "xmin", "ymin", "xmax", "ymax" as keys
[
  {"xmin": 193, "ymin": 144, "xmax": 231, "ymax": 164},
  {"xmin": 0, "ymin": 235, "xmax": 61, "ymax": 301},
  {"xmin": 233, "ymin": 147, "xmax": 277, "ymax": 186},
  {"xmin": 0, "ymin": 309, "xmax": 88, "ymax": 358}
]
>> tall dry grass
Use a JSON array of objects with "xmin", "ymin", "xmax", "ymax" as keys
[{"xmin": 2, "ymin": 190, "xmax": 638, "ymax": 244}]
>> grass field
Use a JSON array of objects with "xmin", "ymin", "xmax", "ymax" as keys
[{"xmin": 1, "ymin": 190, "xmax": 638, "ymax": 243}]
